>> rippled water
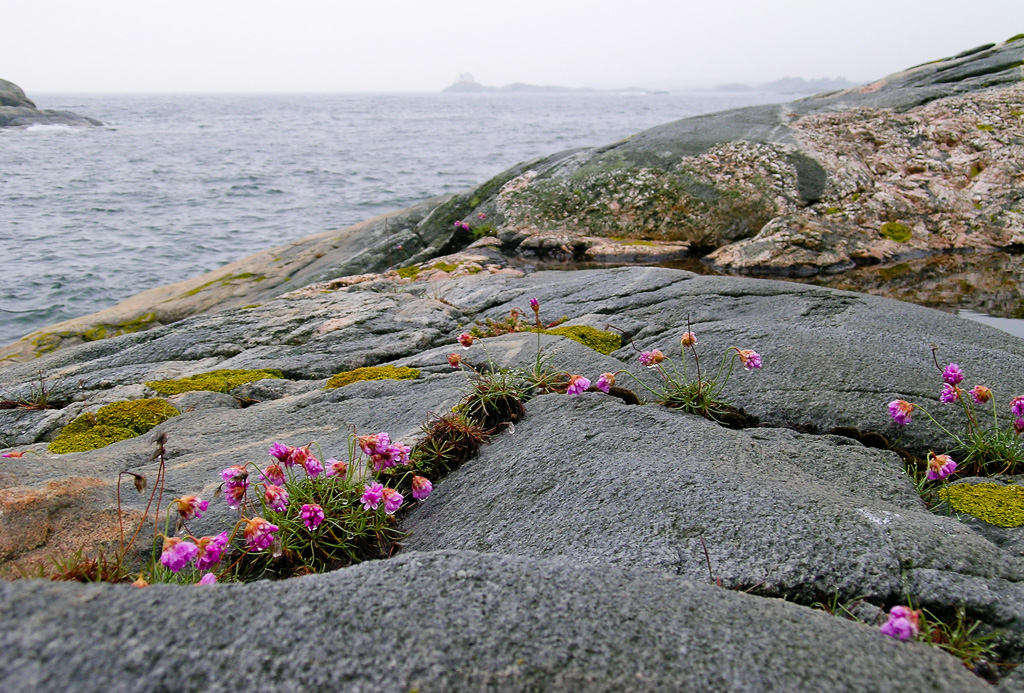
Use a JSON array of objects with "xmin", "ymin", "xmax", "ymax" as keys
[{"xmin": 0, "ymin": 91, "xmax": 792, "ymax": 346}]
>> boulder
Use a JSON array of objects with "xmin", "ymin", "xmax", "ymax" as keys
[{"xmin": 0, "ymin": 78, "xmax": 102, "ymax": 128}]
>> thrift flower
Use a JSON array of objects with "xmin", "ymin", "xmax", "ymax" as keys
[
  {"xmin": 268, "ymin": 442, "xmax": 293, "ymax": 462},
  {"xmin": 942, "ymin": 363, "xmax": 964, "ymax": 386},
  {"xmin": 1012, "ymin": 396, "xmax": 1024, "ymax": 417},
  {"xmin": 382, "ymin": 487, "xmax": 404, "ymax": 514},
  {"xmin": 1015, "ymin": 418, "xmax": 1024, "ymax": 435},
  {"xmin": 260, "ymin": 463, "xmax": 286, "ymax": 487},
  {"xmin": 361, "ymin": 482, "xmax": 384, "ymax": 510},
  {"xmin": 160, "ymin": 537, "xmax": 198, "ymax": 573},
  {"xmin": 195, "ymin": 531, "xmax": 229, "ymax": 571},
  {"xmin": 478, "ymin": 212, "xmax": 487, "ymax": 220},
  {"xmin": 411, "ymin": 475, "xmax": 433, "ymax": 500},
  {"xmin": 681, "ymin": 331, "xmax": 697, "ymax": 348},
  {"xmin": 458, "ymin": 333, "xmax": 475, "ymax": 349},
  {"xmin": 2, "ymin": 451, "xmax": 25, "ymax": 458},
  {"xmin": 174, "ymin": 495, "xmax": 208, "ymax": 521},
  {"xmin": 325, "ymin": 458, "xmax": 348, "ymax": 478},
  {"xmin": 221, "ymin": 465, "xmax": 248, "ymax": 483},
  {"xmin": 303, "ymin": 455, "xmax": 323, "ymax": 478},
  {"xmin": 939, "ymin": 383, "xmax": 960, "ymax": 404},
  {"xmin": 880, "ymin": 606, "xmax": 920, "ymax": 641},
  {"xmin": 529, "ymin": 298, "xmax": 539, "ymax": 310},
  {"xmin": 198, "ymin": 573, "xmax": 218, "ymax": 585},
  {"xmin": 888, "ymin": 400, "xmax": 914, "ymax": 425},
  {"xmin": 639, "ymin": 350, "xmax": 664, "ymax": 368},
  {"xmin": 448, "ymin": 353, "xmax": 462, "ymax": 368},
  {"xmin": 357, "ymin": 432, "xmax": 390, "ymax": 456},
  {"xmin": 926, "ymin": 453, "xmax": 957, "ymax": 481},
  {"xmin": 566, "ymin": 375, "xmax": 591, "ymax": 396},
  {"xmin": 969, "ymin": 385, "xmax": 992, "ymax": 404},
  {"xmin": 736, "ymin": 349, "xmax": 762, "ymax": 370},
  {"xmin": 264, "ymin": 484, "xmax": 289, "ymax": 512},
  {"xmin": 225, "ymin": 483, "xmax": 247, "ymax": 510},
  {"xmin": 301, "ymin": 504, "xmax": 325, "ymax": 530},
  {"xmin": 595, "ymin": 372, "xmax": 615, "ymax": 393},
  {"xmin": 222, "ymin": 465, "xmax": 249, "ymax": 509},
  {"xmin": 243, "ymin": 517, "xmax": 279, "ymax": 552}
]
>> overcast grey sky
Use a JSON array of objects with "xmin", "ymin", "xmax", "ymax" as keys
[{"xmin": 5, "ymin": 0, "xmax": 1022, "ymax": 92}]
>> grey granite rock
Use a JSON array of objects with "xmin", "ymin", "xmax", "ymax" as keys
[{"xmin": 0, "ymin": 78, "xmax": 102, "ymax": 128}]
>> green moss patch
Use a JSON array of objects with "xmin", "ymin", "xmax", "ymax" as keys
[
  {"xmin": 879, "ymin": 222, "xmax": 912, "ymax": 243},
  {"xmin": 180, "ymin": 272, "xmax": 266, "ymax": 298},
  {"xmin": 431, "ymin": 262, "xmax": 458, "ymax": 273},
  {"xmin": 1008, "ymin": 33, "xmax": 1024, "ymax": 43},
  {"xmin": 542, "ymin": 325, "xmax": 621, "ymax": 355},
  {"xmin": 49, "ymin": 399, "xmax": 179, "ymax": 454},
  {"xmin": 146, "ymin": 369, "xmax": 283, "ymax": 396},
  {"xmin": 976, "ymin": 124, "xmax": 994, "ymax": 132},
  {"xmin": 939, "ymin": 483, "xmax": 1024, "ymax": 528},
  {"xmin": 396, "ymin": 266, "xmax": 421, "ymax": 279},
  {"xmin": 324, "ymin": 366, "xmax": 420, "ymax": 390}
]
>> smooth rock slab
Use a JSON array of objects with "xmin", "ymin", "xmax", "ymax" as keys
[{"xmin": 0, "ymin": 550, "xmax": 988, "ymax": 693}]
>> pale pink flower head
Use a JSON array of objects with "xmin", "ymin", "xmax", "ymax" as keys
[
  {"xmin": 268, "ymin": 442, "xmax": 293, "ymax": 462},
  {"xmin": 880, "ymin": 606, "xmax": 920, "ymax": 641},
  {"xmin": 940, "ymin": 383, "xmax": 960, "ymax": 404},
  {"xmin": 926, "ymin": 453, "xmax": 957, "ymax": 481},
  {"xmin": 174, "ymin": 494, "xmax": 208, "ymax": 521},
  {"xmin": 458, "ymin": 332, "xmax": 475, "ymax": 349},
  {"xmin": 1015, "ymin": 418, "xmax": 1024, "ymax": 435},
  {"xmin": 301, "ymin": 503, "xmax": 325, "ymax": 530},
  {"xmin": 448, "ymin": 353, "xmax": 462, "ymax": 368},
  {"xmin": 681, "ymin": 331, "xmax": 697, "ymax": 348},
  {"xmin": 325, "ymin": 458, "xmax": 348, "ymax": 478},
  {"xmin": 529, "ymin": 297, "xmax": 539, "ymax": 310},
  {"xmin": 595, "ymin": 372, "xmax": 615, "ymax": 393},
  {"xmin": 639, "ymin": 350, "xmax": 664, "ymax": 368},
  {"xmin": 224, "ymin": 483, "xmax": 247, "ymax": 510},
  {"xmin": 382, "ymin": 487, "xmax": 404, "ymax": 514},
  {"xmin": 942, "ymin": 363, "xmax": 964, "ymax": 386},
  {"xmin": 221, "ymin": 465, "xmax": 248, "ymax": 483},
  {"xmin": 160, "ymin": 537, "xmax": 198, "ymax": 573},
  {"xmin": 412, "ymin": 475, "xmax": 433, "ymax": 500},
  {"xmin": 478, "ymin": 212, "xmax": 487, "ymax": 220},
  {"xmin": 302, "ymin": 455, "xmax": 323, "ymax": 478},
  {"xmin": 243, "ymin": 517, "xmax": 279, "ymax": 552},
  {"xmin": 1012, "ymin": 396, "xmax": 1024, "ymax": 418},
  {"xmin": 970, "ymin": 385, "xmax": 992, "ymax": 404},
  {"xmin": 197, "ymin": 573, "xmax": 218, "ymax": 585},
  {"xmin": 736, "ymin": 348, "xmax": 762, "ymax": 370},
  {"xmin": 361, "ymin": 482, "xmax": 384, "ymax": 510},
  {"xmin": 288, "ymin": 445, "xmax": 314, "ymax": 469},
  {"xmin": 221, "ymin": 465, "xmax": 249, "ymax": 509},
  {"xmin": 195, "ymin": 531, "xmax": 229, "ymax": 571},
  {"xmin": 260, "ymin": 463, "xmax": 286, "ymax": 487},
  {"xmin": 888, "ymin": 400, "xmax": 914, "ymax": 425},
  {"xmin": 566, "ymin": 375, "xmax": 591, "ymax": 396},
  {"xmin": 263, "ymin": 484, "xmax": 289, "ymax": 513},
  {"xmin": 358, "ymin": 432, "xmax": 391, "ymax": 456}
]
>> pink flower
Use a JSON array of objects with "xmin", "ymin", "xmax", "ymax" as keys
[
  {"xmin": 268, "ymin": 442, "xmax": 293, "ymax": 462},
  {"xmin": 174, "ymin": 494, "xmax": 208, "ymax": 521},
  {"xmin": 225, "ymin": 484, "xmax": 247, "ymax": 509},
  {"xmin": 2, "ymin": 451, "xmax": 25, "ymax": 458},
  {"xmin": 412, "ymin": 475, "xmax": 433, "ymax": 500},
  {"xmin": 260, "ymin": 463, "xmax": 286, "ymax": 487},
  {"xmin": 888, "ymin": 400, "xmax": 914, "ymax": 425},
  {"xmin": 221, "ymin": 465, "xmax": 248, "ymax": 483},
  {"xmin": 264, "ymin": 484, "xmax": 289, "ymax": 512},
  {"xmin": 926, "ymin": 453, "xmax": 956, "ymax": 481},
  {"xmin": 639, "ymin": 350, "xmax": 664, "ymax": 368},
  {"xmin": 288, "ymin": 445, "xmax": 315, "ymax": 469},
  {"xmin": 358, "ymin": 432, "xmax": 391, "ymax": 456},
  {"xmin": 195, "ymin": 531, "xmax": 229, "ymax": 571},
  {"xmin": 448, "ymin": 353, "xmax": 462, "ymax": 368},
  {"xmin": 301, "ymin": 504, "xmax": 325, "ymax": 530},
  {"xmin": 880, "ymin": 606, "xmax": 920, "ymax": 640},
  {"xmin": 940, "ymin": 383, "xmax": 960, "ymax": 404},
  {"xmin": 382, "ymin": 487, "xmax": 404, "ymax": 514},
  {"xmin": 681, "ymin": 331, "xmax": 697, "ymax": 348},
  {"xmin": 942, "ymin": 363, "xmax": 964, "ymax": 386},
  {"xmin": 478, "ymin": 212, "xmax": 487, "ymax": 220},
  {"xmin": 325, "ymin": 458, "xmax": 348, "ymax": 478},
  {"xmin": 595, "ymin": 372, "xmax": 615, "ymax": 393},
  {"xmin": 197, "ymin": 573, "xmax": 218, "ymax": 585},
  {"xmin": 736, "ymin": 348, "xmax": 762, "ymax": 370},
  {"xmin": 1012, "ymin": 396, "xmax": 1024, "ymax": 417},
  {"xmin": 361, "ymin": 482, "xmax": 384, "ymax": 510},
  {"xmin": 160, "ymin": 537, "xmax": 198, "ymax": 573},
  {"xmin": 243, "ymin": 517, "xmax": 279, "ymax": 552},
  {"xmin": 566, "ymin": 375, "xmax": 591, "ymax": 396},
  {"xmin": 970, "ymin": 385, "xmax": 992, "ymax": 404},
  {"xmin": 303, "ymin": 455, "xmax": 323, "ymax": 478},
  {"xmin": 458, "ymin": 333, "xmax": 475, "ymax": 349},
  {"xmin": 1015, "ymin": 418, "xmax": 1024, "ymax": 435},
  {"xmin": 221, "ymin": 465, "xmax": 249, "ymax": 509},
  {"xmin": 529, "ymin": 298, "xmax": 539, "ymax": 310}
]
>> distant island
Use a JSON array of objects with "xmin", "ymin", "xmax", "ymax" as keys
[{"xmin": 443, "ymin": 72, "xmax": 855, "ymax": 95}]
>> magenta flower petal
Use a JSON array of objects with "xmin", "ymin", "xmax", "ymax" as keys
[
  {"xmin": 887, "ymin": 400, "xmax": 914, "ymax": 425},
  {"xmin": 197, "ymin": 573, "xmax": 218, "ymax": 585},
  {"xmin": 160, "ymin": 537, "xmax": 198, "ymax": 573},
  {"xmin": 942, "ymin": 363, "xmax": 964, "ymax": 386},
  {"xmin": 412, "ymin": 475, "xmax": 433, "ymax": 500},
  {"xmin": 361, "ymin": 482, "xmax": 384, "ymax": 510},
  {"xmin": 243, "ymin": 517, "xmax": 279, "ymax": 552},
  {"xmin": 301, "ymin": 503, "xmax": 325, "ymax": 530},
  {"xmin": 566, "ymin": 375, "xmax": 591, "ymax": 396}
]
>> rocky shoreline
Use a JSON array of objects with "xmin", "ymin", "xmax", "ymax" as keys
[
  {"xmin": 0, "ymin": 79, "xmax": 101, "ymax": 129},
  {"xmin": 2, "ymin": 37, "xmax": 1024, "ymax": 692}
]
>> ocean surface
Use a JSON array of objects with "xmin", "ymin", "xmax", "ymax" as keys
[{"xmin": 0, "ymin": 91, "xmax": 792, "ymax": 347}]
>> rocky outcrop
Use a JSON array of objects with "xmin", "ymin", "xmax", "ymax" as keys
[{"xmin": 0, "ymin": 79, "xmax": 102, "ymax": 128}]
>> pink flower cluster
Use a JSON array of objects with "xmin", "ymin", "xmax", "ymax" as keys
[
  {"xmin": 926, "ymin": 452, "xmax": 957, "ymax": 481},
  {"xmin": 880, "ymin": 606, "xmax": 920, "ymax": 640},
  {"xmin": 454, "ymin": 220, "xmax": 471, "ymax": 232},
  {"xmin": 566, "ymin": 375, "xmax": 591, "ymax": 396},
  {"xmin": 159, "ymin": 530, "xmax": 230, "ymax": 574},
  {"xmin": 887, "ymin": 399, "xmax": 914, "ymax": 425},
  {"xmin": 735, "ymin": 348, "xmax": 762, "ymax": 371},
  {"xmin": 360, "ymin": 482, "xmax": 404, "ymax": 514},
  {"xmin": 243, "ymin": 517, "xmax": 280, "ymax": 551},
  {"xmin": 639, "ymin": 349, "xmax": 664, "ymax": 368},
  {"xmin": 221, "ymin": 465, "xmax": 249, "ymax": 509},
  {"xmin": 357, "ymin": 432, "xmax": 411, "ymax": 471},
  {"xmin": 268, "ymin": 442, "xmax": 323, "ymax": 477},
  {"xmin": 301, "ymin": 503, "xmax": 325, "ymax": 530},
  {"xmin": 174, "ymin": 495, "xmax": 208, "ymax": 521}
]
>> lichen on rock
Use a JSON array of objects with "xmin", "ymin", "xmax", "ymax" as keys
[
  {"xmin": 145, "ymin": 368, "xmax": 283, "ymax": 396},
  {"xmin": 543, "ymin": 325, "xmax": 622, "ymax": 355},
  {"xmin": 940, "ymin": 482, "xmax": 1024, "ymax": 527},
  {"xmin": 324, "ymin": 365, "xmax": 420, "ymax": 390},
  {"xmin": 48, "ymin": 399, "xmax": 179, "ymax": 454}
]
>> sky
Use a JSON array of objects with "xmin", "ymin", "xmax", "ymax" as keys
[{"xmin": 4, "ymin": 0, "xmax": 1022, "ymax": 93}]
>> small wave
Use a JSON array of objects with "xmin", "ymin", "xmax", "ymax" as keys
[{"xmin": 24, "ymin": 123, "xmax": 75, "ymax": 133}]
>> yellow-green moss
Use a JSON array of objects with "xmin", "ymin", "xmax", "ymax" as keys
[
  {"xmin": 467, "ymin": 266, "xmax": 483, "ymax": 274},
  {"xmin": 180, "ymin": 272, "xmax": 266, "ymax": 298},
  {"xmin": 939, "ymin": 483, "xmax": 1024, "ymax": 528},
  {"xmin": 81, "ymin": 312, "xmax": 158, "ymax": 343},
  {"xmin": 396, "ymin": 266, "xmax": 421, "ymax": 279},
  {"xmin": 146, "ymin": 368, "xmax": 283, "ymax": 396},
  {"xmin": 1009, "ymin": 33, "xmax": 1024, "ymax": 43},
  {"xmin": 241, "ymin": 304, "xmax": 261, "ymax": 310},
  {"xmin": 324, "ymin": 365, "xmax": 420, "ymax": 390},
  {"xmin": 824, "ymin": 207, "xmax": 842, "ymax": 215},
  {"xmin": 976, "ymin": 123, "xmax": 995, "ymax": 132},
  {"xmin": 542, "ymin": 325, "xmax": 622, "ymax": 355},
  {"xmin": 30, "ymin": 333, "xmax": 61, "ymax": 356},
  {"xmin": 431, "ymin": 262, "xmax": 459, "ymax": 273},
  {"xmin": 622, "ymin": 240, "xmax": 655, "ymax": 246},
  {"xmin": 879, "ymin": 222, "xmax": 912, "ymax": 243},
  {"xmin": 851, "ymin": 193, "xmax": 861, "ymax": 202},
  {"xmin": 48, "ymin": 399, "xmax": 179, "ymax": 454}
]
